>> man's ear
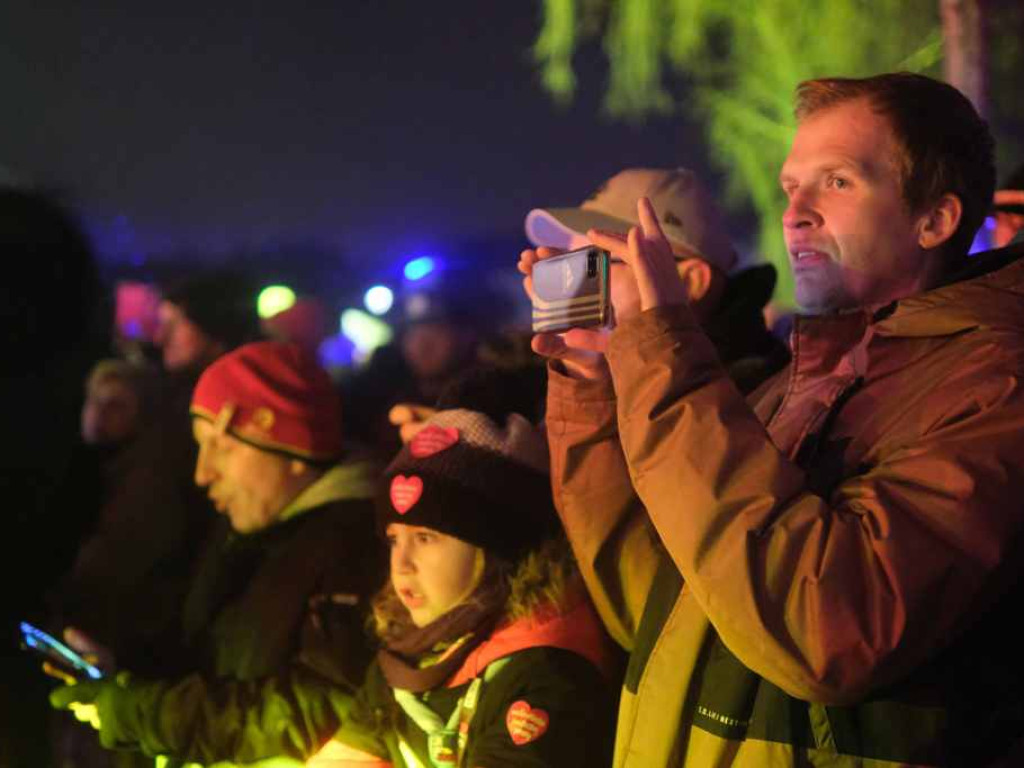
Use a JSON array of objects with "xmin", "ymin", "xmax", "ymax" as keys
[
  {"xmin": 675, "ymin": 258, "xmax": 714, "ymax": 303},
  {"xmin": 918, "ymin": 193, "xmax": 963, "ymax": 250}
]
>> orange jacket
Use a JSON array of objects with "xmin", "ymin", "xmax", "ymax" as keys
[{"xmin": 548, "ymin": 245, "xmax": 1024, "ymax": 766}]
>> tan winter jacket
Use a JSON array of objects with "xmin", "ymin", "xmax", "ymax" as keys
[{"xmin": 547, "ymin": 246, "xmax": 1024, "ymax": 767}]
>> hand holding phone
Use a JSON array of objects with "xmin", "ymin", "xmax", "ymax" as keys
[
  {"xmin": 518, "ymin": 246, "xmax": 611, "ymax": 380},
  {"xmin": 530, "ymin": 246, "xmax": 611, "ymax": 334},
  {"xmin": 19, "ymin": 621, "xmax": 105, "ymax": 680}
]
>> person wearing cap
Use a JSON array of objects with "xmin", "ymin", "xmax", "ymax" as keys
[
  {"xmin": 341, "ymin": 285, "xmax": 483, "ymax": 461},
  {"xmin": 50, "ymin": 341, "xmax": 383, "ymax": 768},
  {"xmin": 156, "ymin": 269, "xmax": 263, "ymax": 373},
  {"xmin": 55, "ymin": 271, "xmax": 264, "ymax": 691},
  {"xmin": 303, "ymin": 406, "xmax": 617, "ymax": 767},
  {"xmin": 992, "ymin": 162, "xmax": 1024, "ymax": 248},
  {"xmin": 524, "ymin": 167, "xmax": 790, "ymax": 394},
  {"xmin": 521, "ymin": 74, "xmax": 1024, "ymax": 765},
  {"xmin": 520, "ymin": 166, "xmax": 788, "ymax": 675}
]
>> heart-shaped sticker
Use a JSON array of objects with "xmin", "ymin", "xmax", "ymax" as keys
[
  {"xmin": 390, "ymin": 475, "xmax": 423, "ymax": 515},
  {"xmin": 506, "ymin": 700, "xmax": 549, "ymax": 746},
  {"xmin": 410, "ymin": 425, "xmax": 460, "ymax": 458}
]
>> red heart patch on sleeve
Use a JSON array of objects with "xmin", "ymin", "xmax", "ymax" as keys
[
  {"xmin": 410, "ymin": 425, "xmax": 460, "ymax": 458},
  {"xmin": 506, "ymin": 700, "xmax": 549, "ymax": 746},
  {"xmin": 389, "ymin": 475, "xmax": 423, "ymax": 514}
]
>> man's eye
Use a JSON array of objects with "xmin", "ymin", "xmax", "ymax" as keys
[
  {"xmin": 415, "ymin": 532, "xmax": 435, "ymax": 545},
  {"xmin": 828, "ymin": 175, "xmax": 849, "ymax": 190}
]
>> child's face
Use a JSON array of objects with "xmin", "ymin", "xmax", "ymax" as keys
[{"xmin": 387, "ymin": 523, "xmax": 485, "ymax": 627}]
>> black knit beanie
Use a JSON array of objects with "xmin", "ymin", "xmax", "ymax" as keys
[
  {"xmin": 377, "ymin": 409, "xmax": 558, "ymax": 561},
  {"xmin": 162, "ymin": 269, "xmax": 262, "ymax": 350}
]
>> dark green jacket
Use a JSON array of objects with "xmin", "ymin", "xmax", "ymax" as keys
[{"xmin": 70, "ymin": 465, "xmax": 383, "ymax": 768}]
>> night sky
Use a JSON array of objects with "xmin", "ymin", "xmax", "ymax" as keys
[{"xmin": 1, "ymin": 1, "xmax": 722, "ymax": 292}]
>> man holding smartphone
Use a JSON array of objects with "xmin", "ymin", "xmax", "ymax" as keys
[
  {"xmin": 51, "ymin": 341, "xmax": 383, "ymax": 768},
  {"xmin": 524, "ymin": 167, "xmax": 789, "ymax": 393},
  {"xmin": 521, "ymin": 74, "xmax": 1024, "ymax": 766}
]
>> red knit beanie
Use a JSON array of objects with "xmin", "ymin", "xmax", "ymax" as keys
[{"xmin": 191, "ymin": 341, "xmax": 342, "ymax": 462}]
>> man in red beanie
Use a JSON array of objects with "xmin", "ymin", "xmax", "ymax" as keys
[{"xmin": 51, "ymin": 341, "xmax": 383, "ymax": 768}]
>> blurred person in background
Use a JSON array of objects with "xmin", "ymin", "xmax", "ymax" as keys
[
  {"xmin": 80, "ymin": 359, "xmax": 150, "ymax": 448},
  {"xmin": 156, "ymin": 269, "xmax": 262, "ymax": 373},
  {"xmin": 341, "ymin": 284, "xmax": 484, "ymax": 460},
  {"xmin": 0, "ymin": 186, "xmax": 104, "ymax": 768},
  {"xmin": 262, "ymin": 296, "xmax": 331, "ymax": 355},
  {"xmin": 992, "ymin": 162, "xmax": 1024, "ymax": 248}
]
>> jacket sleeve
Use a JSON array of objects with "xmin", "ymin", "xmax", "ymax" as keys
[
  {"xmin": 314, "ymin": 665, "xmax": 390, "ymax": 765},
  {"xmin": 545, "ymin": 365, "xmax": 663, "ymax": 651},
  {"xmin": 464, "ymin": 648, "xmax": 615, "ymax": 768},
  {"xmin": 607, "ymin": 304, "xmax": 1024, "ymax": 705},
  {"xmin": 94, "ymin": 666, "xmax": 352, "ymax": 763}
]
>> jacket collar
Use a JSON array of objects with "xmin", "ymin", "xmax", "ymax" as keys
[
  {"xmin": 791, "ymin": 242, "xmax": 1024, "ymax": 348},
  {"xmin": 445, "ymin": 589, "xmax": 615, "ymax": 687},
  {"xmin": 278, "ymin": 459, "xmax": 375, "ymax": 523}
]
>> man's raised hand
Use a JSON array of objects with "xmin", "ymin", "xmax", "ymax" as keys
[{"xmin": 517, "ymin": 246, "xmax": 609, "ymax": 380}]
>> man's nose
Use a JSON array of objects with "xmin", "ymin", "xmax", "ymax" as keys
[
  {"xmin": 193, "ymin": 446, "xmax": 216, "ymax": 487},
  {"xmin": 782, "ymin": 187, "xmax": 822, "ymax": 230}
]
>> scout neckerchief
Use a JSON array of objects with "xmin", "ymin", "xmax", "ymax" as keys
[{"xmin": 393, "ymin": 657, "xmax": 512, "ymax": 768}]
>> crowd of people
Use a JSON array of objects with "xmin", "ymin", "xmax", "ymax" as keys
[{"xmin": 3, "ymin": 71, "xmax": 1024, "ymax": 768}]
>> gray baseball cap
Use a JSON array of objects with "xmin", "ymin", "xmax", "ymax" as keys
[{"xmin": 525, "ymin": 167, "xmax": 738, "ymax": 273}]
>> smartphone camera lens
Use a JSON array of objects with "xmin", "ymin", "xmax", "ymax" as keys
[{"xmin": 587, "ymin": 251, "xmax": 597, "ymax": 278}]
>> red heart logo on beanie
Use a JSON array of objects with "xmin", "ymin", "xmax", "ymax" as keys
[
  {"xmin": 410, "ymin": 425, "xmax": 460, "ymax": 458},
  {"xmin": 506, "ymin": 700, "xmax": 549, "ymax": 745},
  {"xmin": 390, "ymin": 475, "xmax": 423, "ymax": 514}
]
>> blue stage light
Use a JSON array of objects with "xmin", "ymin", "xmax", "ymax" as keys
[{"xmin": 403, "ymin": 256, "xmax": 436, "ymax": 281}]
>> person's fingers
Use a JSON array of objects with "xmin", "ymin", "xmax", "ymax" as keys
[
  {"xmin": 587, "ymin": 229, "xmax": 630, "ymax": 260},
  {"xmin": 64, "ymin": 627, "xmax": 98, "ymax": 654},
  {"xmin": 636, "ymin": 196, "xmax": 669, "ymax": 243},
  {"xmin": 398, "ymin": 421, "xmax": 430, "ymax": 444},
  {"xmin": 627, "ymin": 224, "xmax": 668, "ymax": 309},
  {"xmin": 50, "ymin": 681, "xmax": 100, "ymax": 710},
  {"xmin": 627, "ymin": 224, "xmax": 643, "ymax": 265},
  {"xmin": 519, "ymin": 245, "xmax": 567, "ymax": 276},
  {"xmin": 536, "ymin": 246, "xmax": 566, "ymax": 259},
  {"xmin": 561, "ymin": 328, "xmax": 610, "ymax": 355},
  {"xmin": 63, "ymin": 627, "xmax": 115, "ymax": 670},
  {"xmin": 517, "ymin": 248, "xmax": 539, "ymax": 276},
  {"xmin": 388, "ymin": 403, "xmax": 436, "ymax": 426},
  {"xmin": 69, "ymin": 702, "xmax": 101, "ymax": 730},
  {"xmin": 531, "ymin": 331, "xmax": 608, "ymax": 369},
  {"xmin": 42, "ymin": 661, "xmax": 77, "ymax": 686},
  {"xmin": 530, "ymin": 333, "xmax": 570, "ymax": 359},
  {"xmin": 387, "ymin": 404, "xmax": 412, "ymax": 425}
]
